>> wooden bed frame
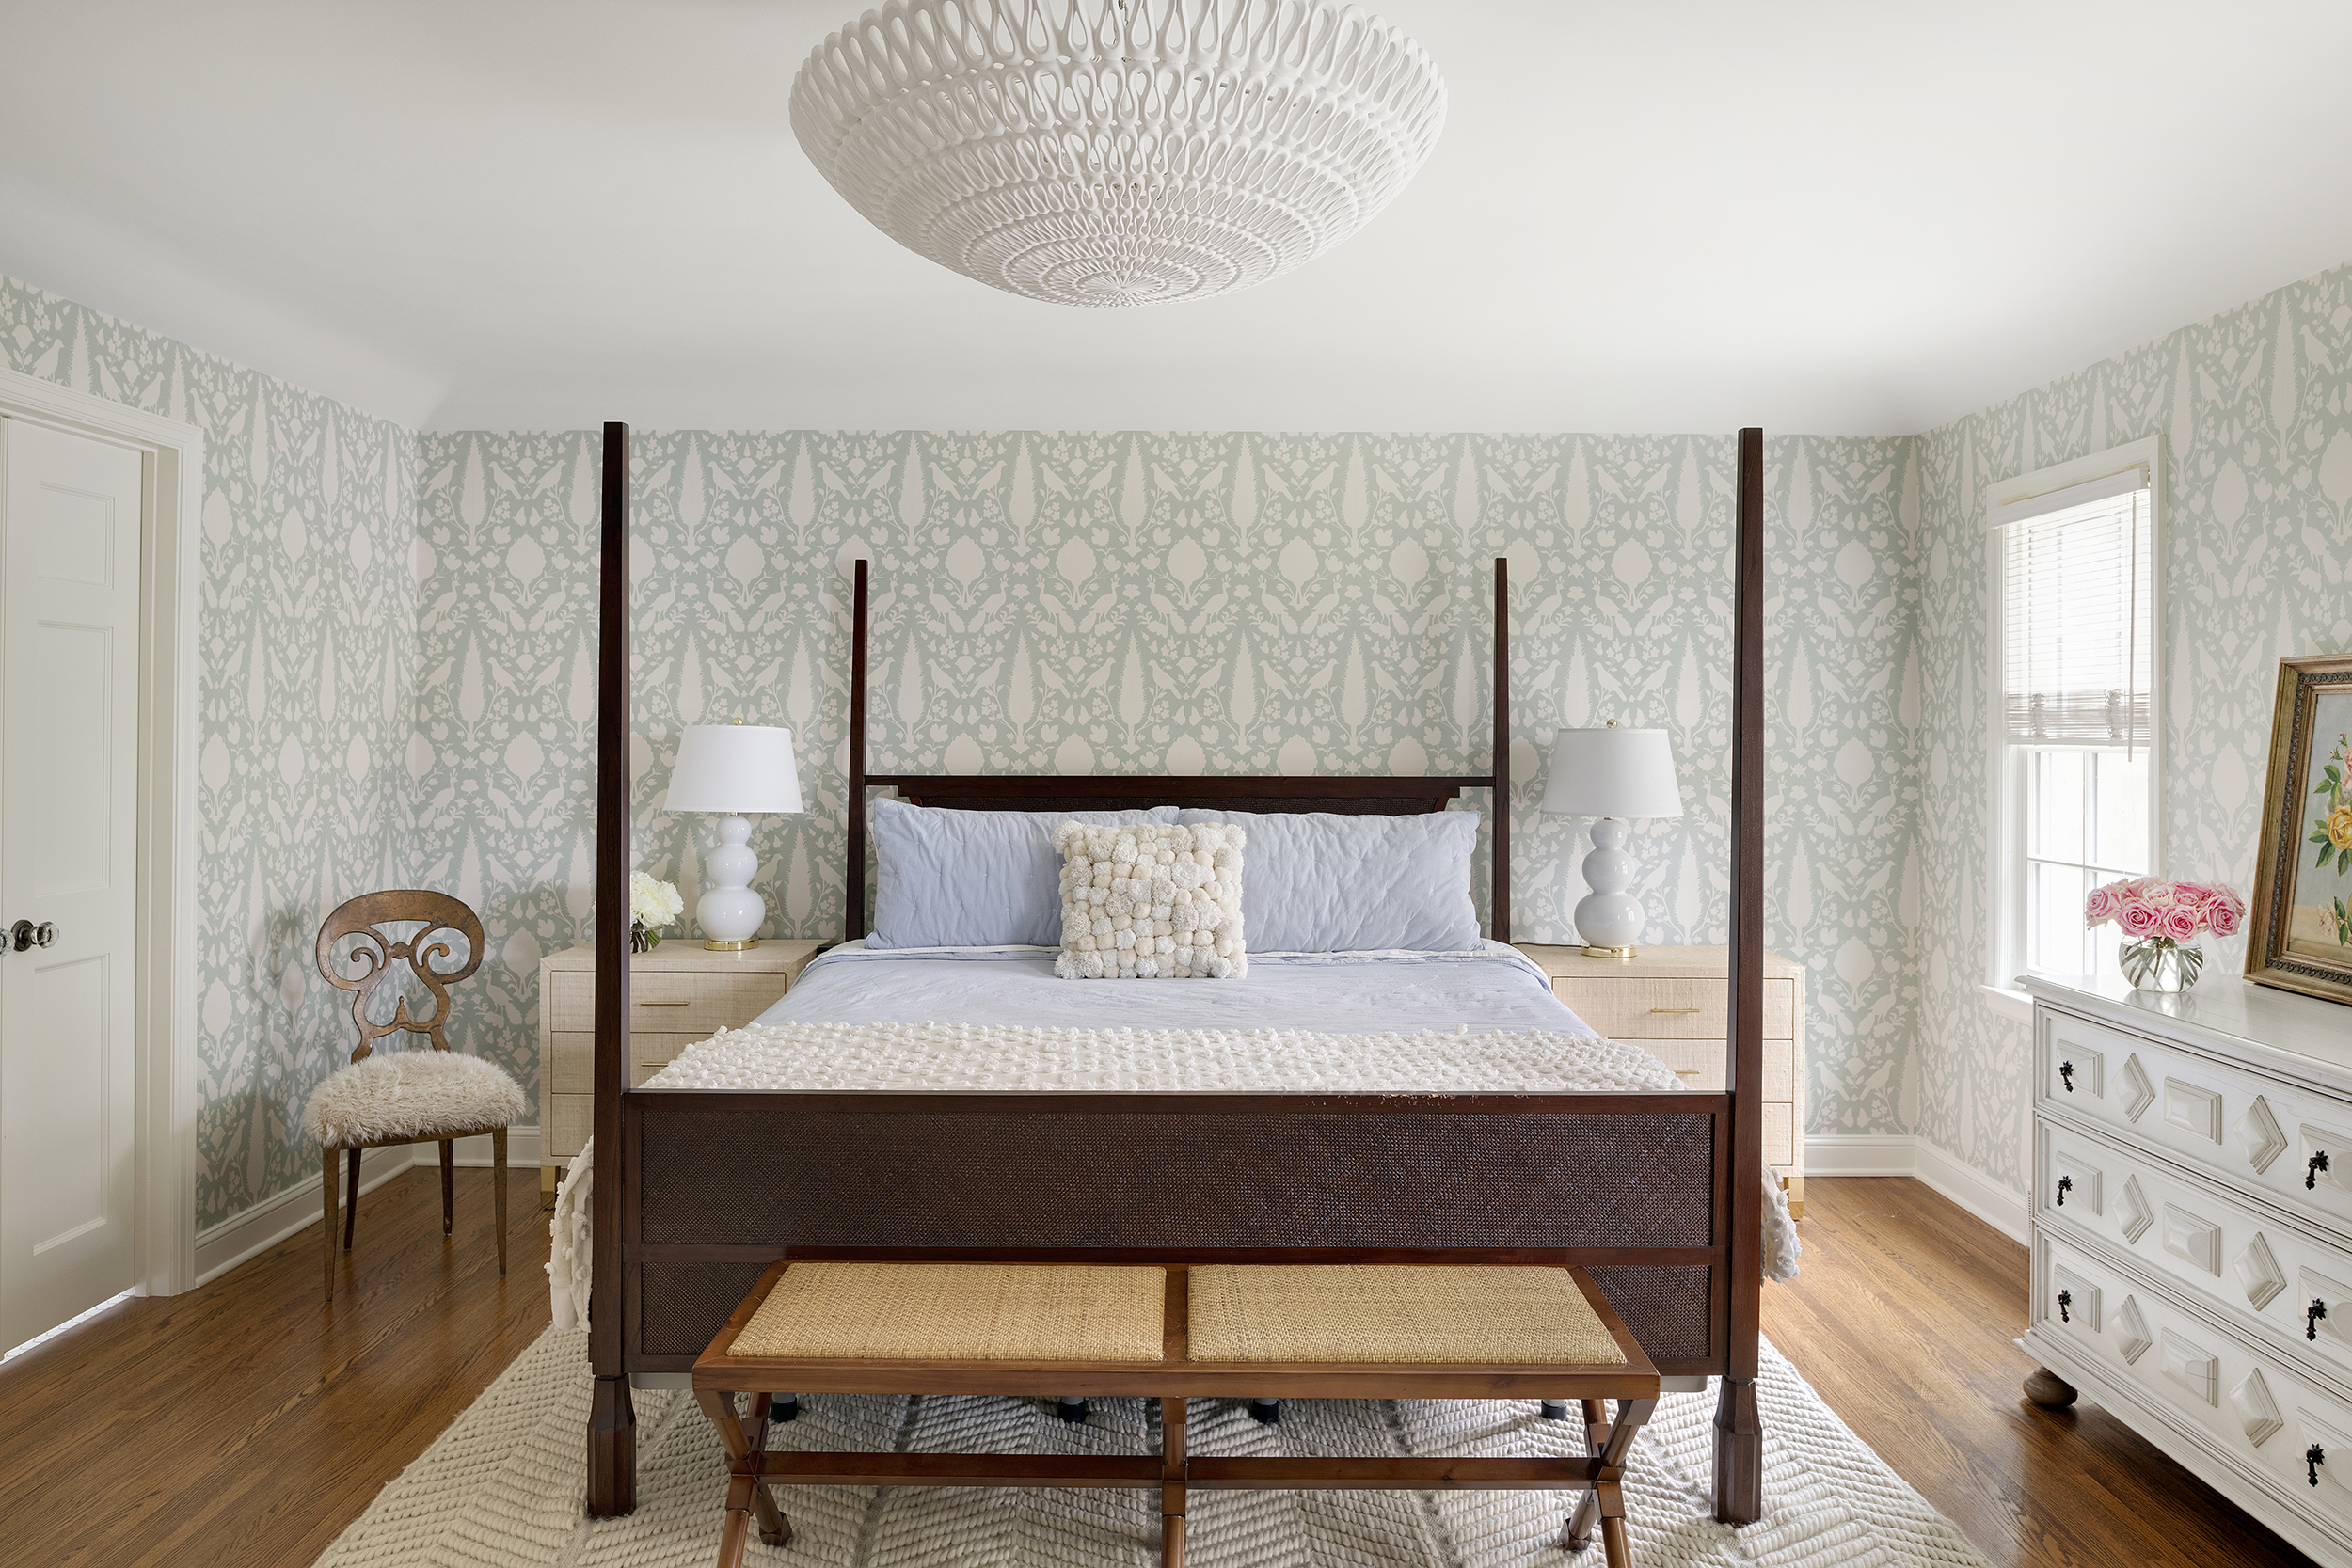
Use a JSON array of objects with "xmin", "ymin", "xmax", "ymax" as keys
[{"xmin": 586, "ymin": 425, "xmax": 1771, "ymax": 1528}]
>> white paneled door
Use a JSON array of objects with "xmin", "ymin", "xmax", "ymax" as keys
[{"xmin": 0, "ymin": 418, "xmax": 143, "ymax": 1354}]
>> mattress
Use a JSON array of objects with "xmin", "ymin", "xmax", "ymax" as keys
[{"xmin": 748, "ymin": 938, "xmax": 1587, "ymax": 1035}]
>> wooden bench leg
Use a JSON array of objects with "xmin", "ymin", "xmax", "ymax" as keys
[
  {"xmin": 697, "ymin": 1389, "xmax": 791, "ymax": 1552},
  {"xmin": 1160, "ymin": 1396, "xmax": 1185, "ymax": 1568},
  {"xmin": 715, "ymin": 1473, "xmax": 755, "ymax": 1568},
  {"xmin": 1562, "ymin": 1396, "xmax": 1655, "ymax": 1560}
]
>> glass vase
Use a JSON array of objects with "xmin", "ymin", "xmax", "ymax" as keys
[{"xmin": 2119, "ymin": 935, "xmax": 2202, "ymax": 992}]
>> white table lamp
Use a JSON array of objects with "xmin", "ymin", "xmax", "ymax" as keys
[
  {"xmin": 1541, "ymin": 721, "xmax": 1684, "ymax": 958},
  {"xmin": 664, "ymin": 720, "xmax": 803, "ymax": 950}
]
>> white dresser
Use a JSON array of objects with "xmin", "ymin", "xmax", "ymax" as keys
[{"xmin": 2022, "ymin": 973, "xmax": 2352, "ymax": 1565}]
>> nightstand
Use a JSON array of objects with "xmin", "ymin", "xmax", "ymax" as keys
[
  {"xmin": 1517, "ymin": 943, "xmax": 1806, "ymax": 1217},
  {"xmin": 538, "ymin": 938, "xmax": 824, "ymax": 1204}
]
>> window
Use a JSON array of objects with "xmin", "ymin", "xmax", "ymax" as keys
[{"xmin": 1988, "ymin": 437, "xmax": 2161, "ymax": 994}]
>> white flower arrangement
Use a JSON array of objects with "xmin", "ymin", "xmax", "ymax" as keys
[{"xmin": 629, "ymin": 872, "xmax": 684, "ymax": 951}]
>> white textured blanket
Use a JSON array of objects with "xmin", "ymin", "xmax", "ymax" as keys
[{"xmin": 547, "ymin": 1020, "xmax": 1798, "ymax": 1327}]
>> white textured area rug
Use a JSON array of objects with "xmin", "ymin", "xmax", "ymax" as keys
[{"xmin": 315, "ymin": 1329, "xmax": 1992, "ymax": 1568}]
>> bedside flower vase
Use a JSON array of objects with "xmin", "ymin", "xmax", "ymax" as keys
[{"xmin": 2120, "ymin": 936, "xmax": 2203, "ymax": 993}]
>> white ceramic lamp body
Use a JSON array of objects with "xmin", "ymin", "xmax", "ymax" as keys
[
  {"xmin": 664, "ymin": 722, "xmax": 803, "ymax": 951},
  {"xmin": 1541, "ymin": 724, "xmax": 1683, "ymax": 958}
]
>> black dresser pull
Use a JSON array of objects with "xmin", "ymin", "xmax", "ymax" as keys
[
  {"xmin": 2057, "ymin": 1175, "xmax": 2074, "ymax": 1207},
  {"xmin": 2311, "ymin": 1150, "xmax": 2331, "ymax": 1191},
  {"xmin": 2058, "ymin": 1289, "xmax": 2073, "ymax": 1324},
  {"xmin": 2059, "ymin": 1061, "xmax": 2074, "ymax": 1093},
  {"xmin": 2310, "ymin": 1443, "xmax": 2327, "ymax": 1487},
  {"xmin": 2311, "ymin": 1299, "xmax": 2330, "ymax": 1342}
]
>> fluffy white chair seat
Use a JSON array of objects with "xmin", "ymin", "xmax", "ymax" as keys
[{"xmin": 303, "ymin": 1050, "xmax": 527, "ymax": 1148}]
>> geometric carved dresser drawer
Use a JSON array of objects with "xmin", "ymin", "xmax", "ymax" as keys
[
  {"xmin": 538, "ymin": 938, "xmax": 822, "ymax": 1204},
  {"xmin": 2023, "ymin": 973, "xmax": 2352, "ymax": 1566}
]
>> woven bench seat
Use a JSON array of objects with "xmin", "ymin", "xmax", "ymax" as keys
[{"xmin": 692, "ymin": 1259, "xmax": 1659, "ymax": 1568}]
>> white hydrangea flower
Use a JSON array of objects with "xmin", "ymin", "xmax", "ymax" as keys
[{"xmin": 629, "ymin": 871, "xmax": 684, "ymax": 932}]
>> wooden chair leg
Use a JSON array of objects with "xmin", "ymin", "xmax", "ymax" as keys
[
  {"xmin": 440, "ymin": 1139, "xmax": 455, "ymax": 1236},
  {"xmin": 492, "ymin": 1128, "xmax": 508, "ymax": 1275},
  {"xmin": 321, "ymin": 1151, "xmax": 339, "ymax": 1303},
  {"xmin": 343, "ymin": 1148, "xmax": 362, "ymax": 1251}
]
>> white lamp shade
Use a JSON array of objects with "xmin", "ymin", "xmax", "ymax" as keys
[
  {"xmin": 664, "ymin": 723, "xmax": 803, "ymax": 815},
  {"xmin": 1540, "ymin": 726, "xmax": 1683, "ymax": 818}
]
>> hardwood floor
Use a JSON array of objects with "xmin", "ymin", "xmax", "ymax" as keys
[
  {"xmin": 1765, "ymin": 1177, "xmax": 2317, "ymax": 1567},
  {"xmin": 0, "ymin": 1165, "xmax": 549, "ymax": 1568},
  {"xmin": 0, "ymin": 1171, "xmax": 2319, "ymax": 1567}
]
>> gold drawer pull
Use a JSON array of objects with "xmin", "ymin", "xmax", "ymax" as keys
[
  {"xmin": 637, "ymin": 999, "xmax": 691, "ymax": 1006},
  {"xmin": 1650, "ymin": 1006, "xmax": 1703, "ymax": 1014}
]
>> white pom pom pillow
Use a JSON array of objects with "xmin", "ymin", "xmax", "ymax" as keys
[{"xmin": 1051, "ymin": 821, "xmax": 1247, "ymax": 980}]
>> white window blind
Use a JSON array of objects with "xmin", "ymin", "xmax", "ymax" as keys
[{"xmin": 1999, "ymin": 469, "xmax": 2153, "ymax": 752}]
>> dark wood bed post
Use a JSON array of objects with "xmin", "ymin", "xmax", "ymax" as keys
[
  {"xmin": 1491, "ymin": 556, "xmax": 1509, "ymax": 943},
  {"xmin": 1715, "ymin": 426, "xmax": 1767, "ymax": 1525},
  {"xmin": 846, "ymin": 557, "xmax": 869, "ymax": 942},
  {"xmin": 588, "ymin": 421, "xmax": 636, "ymax": 1517}
]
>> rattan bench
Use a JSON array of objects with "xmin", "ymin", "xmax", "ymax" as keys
[{"xmin": 692, "ymin": 1259, "xmax": 1660, "ymax": 1567}]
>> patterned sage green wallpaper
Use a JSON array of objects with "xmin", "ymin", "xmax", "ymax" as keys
[
  {"xmin": 0, "ymin": 271, "xmax": 1934, "ymax": 1235},
  {"xmin": 1915, "ymin": 261, "xmax": 2352, "ymax": 1193},
  {"xmin": 411, "ymin": 429, "xmax": 1924, "ymax": 1148},
  {"xmin": 0, "ymin": 275, "xmax": 421, "ymax": 1231}
]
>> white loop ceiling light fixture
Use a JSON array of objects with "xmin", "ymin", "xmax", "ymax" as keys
[{"xmin": 788, "ymin": 0, "xmax": 1446, "ymax": 308}]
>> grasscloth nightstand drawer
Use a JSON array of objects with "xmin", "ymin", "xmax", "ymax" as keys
[
  {"xmin": 547, "ymin": 972, "xmax": 789, "ymax": 1035},
  {"xmin": 1517, "ymin": 943, "xmax": 1807, "ymax": 1210},
  {"xmin": 539, "ymin": 940, "xmax": 823, "ymax": 1167},
  {"xmin": 1638, "ymin": 1037, "xmax": 1793, "ymax": 1099},
  {"xmin": 550, "ymin": 1030, "xmax": 712, "ymax": 1090},
  {"xmin": 1555, "ymin": 976, "xmax": 1794, "ymax": 1040}
]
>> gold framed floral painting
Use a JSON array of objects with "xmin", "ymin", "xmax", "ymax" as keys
[{"xmin": 2248, "ymin": 653, "xmax": 2352, "ymax": 1005}]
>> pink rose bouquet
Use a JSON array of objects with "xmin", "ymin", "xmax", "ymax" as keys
[{"xmin": 2083, "ymin": 877, "xmax": 2246, "ymax": 942}]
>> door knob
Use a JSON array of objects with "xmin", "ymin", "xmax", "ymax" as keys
[{"xmin": 8, "ymin": 920, "xmax": 56, "ymax": 952}]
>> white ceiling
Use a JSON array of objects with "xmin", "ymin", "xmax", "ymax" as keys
[{"xmin": 6, "ymin": 0, "xmax": 2351, "ymax": 436}]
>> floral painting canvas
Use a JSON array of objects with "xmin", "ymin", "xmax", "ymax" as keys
[
  {"xmin": 2249, "ymin": 658, "xmax": 2352, "ymax": 1005},
  {"xmin": 2294, "ymin": 692, "xmax": 2352, "ymax": 957}
]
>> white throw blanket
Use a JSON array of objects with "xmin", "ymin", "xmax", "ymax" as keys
[{"xmin": 548, "ymin": 1020, "xmax": 1800, "ymax": 1320}]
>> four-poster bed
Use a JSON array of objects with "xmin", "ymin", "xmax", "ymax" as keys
[{"xmin": 583, "ymin": 423, "xmax": 1772, "ymax": 1528}]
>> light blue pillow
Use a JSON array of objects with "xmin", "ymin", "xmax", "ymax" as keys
[
  {"xmin": 1174, "ymin": 808, "xmax": 1482, "ymax": 952},
  {"xmin": 868, "ymin": 799, "xmax": 1179, "ymax": 949}
]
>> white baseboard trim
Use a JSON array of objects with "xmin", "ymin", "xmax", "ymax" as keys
[
  {"xmin": 1803, "ymin": 1132, "xmax": 2033, "ymax": 1244},
  {"xmin": 189, "ymin": 1125, "xmax": 541, "ymax": 1288},
  {"xmin": 1801, "ymin": 1134, "xmax": 1920, "ymax": 1178},
  {"xmin": 1911, "ymin": 1138, "xmax": 2031, "ymax": 1244},
  {"xmin": 193, "ymin": 1143, "xmax": 410, "ymax": 1286}
]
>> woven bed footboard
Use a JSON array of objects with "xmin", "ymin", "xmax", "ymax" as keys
[{"xmin": 622, "ymin": 1090, "xmax": 1729, "ymax": 1375}]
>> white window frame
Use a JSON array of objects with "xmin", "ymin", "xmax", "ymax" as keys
[{"xmin": 1981, "ymin": 435, "xmax": 2165, "ymax": 1022}]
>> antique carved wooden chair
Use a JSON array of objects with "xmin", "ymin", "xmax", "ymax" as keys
[{"xmin": 301, "ymin": 891, "xmax": 526, "ymax": 1303}]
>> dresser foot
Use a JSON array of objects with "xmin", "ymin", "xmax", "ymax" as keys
[{"xmin": 2023, "ymin": 1367, "xmax": 2078, "ymax": 1408}]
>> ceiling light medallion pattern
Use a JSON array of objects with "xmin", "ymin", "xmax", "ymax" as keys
[{"xmin": 788, "ymin": 0, "xmax": 1446, "ymax": 307}]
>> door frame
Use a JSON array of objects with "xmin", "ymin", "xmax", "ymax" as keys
[{"xmin": 0, "ymin": 364, "xmax": 200, "ymax": 1299}]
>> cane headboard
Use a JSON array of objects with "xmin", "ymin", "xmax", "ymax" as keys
[{"xmin": 843, "ymin": 557, "xmax": 1513, "ymax": 943}]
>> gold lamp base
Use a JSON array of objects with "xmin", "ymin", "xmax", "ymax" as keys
[
  {"xmin": 1581, "ymin": 944, "xmax": 1636, "ymax": 959},
  {"xmin": 703, "ymin": 937, "xmax": 760, "ymax": 951}
]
